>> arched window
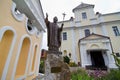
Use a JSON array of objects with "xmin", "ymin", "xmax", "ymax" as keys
[
  {"xmin": 0, "ymin": 30, "xmax": 14, "ymax": 78},
  {"xmin": 15, "ymin": 37, "xmax": 30, "ymax": 78}
]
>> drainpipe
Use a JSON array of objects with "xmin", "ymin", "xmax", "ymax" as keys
[
  {"xmin": 108, "ymin": 37, "xmax": 114, "ymax": 54},
  {"xmin": 78, "ymin": 40, "xmax": 82, "ymax": 66}
]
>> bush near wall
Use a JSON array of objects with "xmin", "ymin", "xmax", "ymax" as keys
[
  {"xmin": 71, "ymin": 69, "xmax": 94, "ymax": 80},
  {"xmin": 69, "ymin": 62, "xmax": 78, "ymax": 67},
  {"xmin": 63, "ymin": 56, "xmax": 70, "ymax": 64},
  {"xmin": 39, "ymin": 60, "xmax": 44, "ymax": 73}
]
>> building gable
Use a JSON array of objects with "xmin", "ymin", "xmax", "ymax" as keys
[
  {"xmin": 73, "ymin": 2, "xmax": 94, "ymax": 12},
  {"xmin": 79, "ymin": 33, "xmax": 109, "ymax": 41}
]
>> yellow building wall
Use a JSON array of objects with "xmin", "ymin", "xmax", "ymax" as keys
[
  {"xmin": 61, "ymin": 29, "xmax": 73, "ymax": 56},
  {"xmin": 0, "ymin": 0, "xmax": 43, "ymax": 80},
  {"xmin": 104, "ymin": 22, "xmax": 120, "ymax": 53},
  {"xmin": 74, "ymin": 28, "xmax": 81, "ymax": 61},
  {"xmin": 103, "ymin": 13, "xmax": 120, "ymax": 22}
]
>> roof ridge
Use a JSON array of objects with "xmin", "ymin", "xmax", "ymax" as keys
[{"xmin": 73, "ymin": 3, "xmax": 94, "ymax": 12}]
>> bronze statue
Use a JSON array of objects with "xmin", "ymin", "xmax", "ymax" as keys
[{"xmin": 45, "ymin": 13, "xmax": 64, "ymax": 51}]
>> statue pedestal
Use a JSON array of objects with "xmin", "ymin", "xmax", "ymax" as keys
[{"xmin": 44, "ymin": 51, "xmax": 70, "ymax": 80}]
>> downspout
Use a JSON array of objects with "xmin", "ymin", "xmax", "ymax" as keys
[
  {"xmin": 108, "ymin": 37, "xmax": 114, "ymax": 53},
  {"xmin": 78, "ymin": 40, "xmax": 82, "ymax": 66}
]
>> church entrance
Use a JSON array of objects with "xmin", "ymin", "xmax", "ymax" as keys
[{"xmin": 90, "ymin": 50, "xmax": 106, "ymax": 69}]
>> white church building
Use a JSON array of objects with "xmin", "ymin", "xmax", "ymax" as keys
[{"xmin": 58, "ymin": 2, "xmax": 120, "ymax": 69}]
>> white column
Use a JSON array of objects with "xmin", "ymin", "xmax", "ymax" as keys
[
  {"xmin": 80, "ymin": 43, "xmax": 87, "ymax": 67},
  {"xmin": 105, "ymin": 42, "xmax": 117, "ymax": 68},
  {"xmin": 102, "ymin": 51, "xmax": 109, "ymax": 66},
  {"xmin": 87, "ymin": 51, "xmax": 92, "ymax": 65},
  {"xmin": 101, "ymin": 24, "xmax": 108, "ymax": 36},
  {"xmin": 79, "ymin": 28, "xmax": 83, "ymax": 39},
  {"xmin": 93, "ymin": 26, "xmax": 96, "ymax": 33},
  {"xmin": 71, "ymin": 28, "xmax": 77, "ymax": 63}
]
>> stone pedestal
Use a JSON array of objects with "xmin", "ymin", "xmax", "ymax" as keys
[{"xmin": 44, "ymin": 51, "xmax": 70, "ymax": 80}]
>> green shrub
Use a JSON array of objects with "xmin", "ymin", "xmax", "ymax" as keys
[
  {"xmin": 71, "ymin": 69, "xmax": 120, "ymax": 80},
  {"xmin": 69, "ymin": 62, "xmax": 78, "ymax": 67},
  {"xmin": 71, "ymin": 69, "xmax": 94, "ymax": 80},
  {"xmin": 39, "ymin": 60, "xmax": 44, "ymax": 73},
  {"xmin": 111, "ymin": 53, "xmax": 120, "ymax": 69},
  {"xmin": 100, "ymin": 69, "xmax": 120, "ymax": 80},
  {"xmin": 63, "ymin": 56, "xmax": 70, "ymax": 64}
]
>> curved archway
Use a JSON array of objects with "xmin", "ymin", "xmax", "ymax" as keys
[
  {"xmin": 0, "ymin": 26, "xmax": 16, "ymax": 80},
  {"xmin": 15, "ymin": 37, "xmax": 31, "ymax": 78},
  {"xmin": 0, "ymin": 30, "xmax": 14, "ymax": 78},
  {"xmin": 90, "ymin": 44, "xmax": 99, "ymax": 49}
]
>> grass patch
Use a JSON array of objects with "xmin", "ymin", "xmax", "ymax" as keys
[{"xmin": 71, "ymin": 69, "xmax": 120, "ymax": 80}]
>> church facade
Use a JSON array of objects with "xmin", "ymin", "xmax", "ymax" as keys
[
  {"xmin": 58, "ymin": 3, "xmax": 120, "ymax": 69},
  {"xmin": 0, "ymin": 0, "xmax": 46, "ymax": 80}
]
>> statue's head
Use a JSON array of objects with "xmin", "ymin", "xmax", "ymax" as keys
[{"xmin": 53, "ymin": 16, "xmax": 58, "ymax": 23}]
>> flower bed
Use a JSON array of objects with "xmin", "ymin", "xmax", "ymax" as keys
[{"xmin": 71, "ymin": 69, "xmax": 120, "ymax": 80}]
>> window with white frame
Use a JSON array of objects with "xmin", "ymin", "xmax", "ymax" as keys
[
  {"xmin": 82, "ymin": 12, "xmax": 87, "ymax": 19},
  {"xmin": 112, "ymin": 26, "xmax": 120, "ymax": 36},
  {"xmin": 84, "ymin": 29, "xmax": 90, "ymax": 37},
  {"xmin": 63, "ymin": 32, "xmax": 67, "ymax": 40}
]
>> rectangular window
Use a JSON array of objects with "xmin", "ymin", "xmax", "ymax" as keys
[
  {"xmin": 112, "ymin": 26, "xmax": 120, "ymax": 36},
  {"xmin": 82, "ymin": 12, "xmax": 87, "ymax": 19},
  {"xmin": 63, "ymin": 32, "xmax": 67, "ymax": 40},
  {"xmin": 84, "ymin": 29, "xmax": 90, "ymax": 37}
]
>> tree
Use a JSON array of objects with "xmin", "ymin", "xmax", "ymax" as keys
[{"xmin": 111, "ymin": 53, "xmax": 120, "ymax": 70}]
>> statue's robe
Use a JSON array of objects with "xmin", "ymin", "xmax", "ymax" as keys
[
  {"xmin": 48, "ymin": 23, "xmax": 59, "ymax": 47},
  {"xmin": 45, "ymin": 16, "xmax": 63, "ymax": 51}
]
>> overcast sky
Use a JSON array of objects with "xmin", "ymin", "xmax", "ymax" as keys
[
  {"xmin": 40, "ymin": 0, "xmax": 120, "ymax": 49},
  {"xmin": 40, "ymin": 0, "xmax": 120, "ymax": 21}
]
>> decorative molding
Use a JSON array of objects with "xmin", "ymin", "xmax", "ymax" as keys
[
  {"xmin": 0, "ymin": 26, "xmax": 17, "ymax": 80},
  {"xmin": 25, "ymin": 36, "xmax": 32, "ymax": 77},
  {"xmin": 24, "ymin": 0, "xmax": 46, "ymax": 31},
  {"xmin": 28, "ymin": 72, "xmax": 34, "ymax": 77},
  {"xmin": 11, "ymin": 2, "xmax": 25, "ymax": 21},
  {"xmin": 16, "ymin": 75, "xmax": 26, "ymax": 80},
  {"xmin": 34, "ymin": 44, "xmax": 40, "ymax": 75},
  {"xmin": 80, "ymin": 38, "xmax": 109, "ymax": 44},
  {"xmin": 36, "ymin": 30, "xmax": 43, "ymax": 38},
  {"xmin": 35, "ymin": 35, "xmax": 44, "ymax": 75},
  {"xmin": 25, "ymin": 18, "xmax": 36, "ymax": 35},
  {"xmin": 29, "ymin": 43, "xmax": 38, "ymax": 74},
  {"xmin": 90, "ymin": 18, "xmax": 97, "ymax": 20},
  {"xmin": 25, "ymin": 18, "xmax": 42, "ymax": 38},
  {"xmin": 75, "ymin": 21, "xmax": 81, "ymax": 23}
]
